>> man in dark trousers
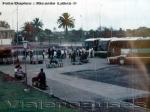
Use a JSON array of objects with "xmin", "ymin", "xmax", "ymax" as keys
[
  {"xmin": 34, "ymin": 68, "xmax": 47, "ymax": 90},
  {"xmin": 39, "ymin": 68, "xmax": 46, "ymax": 90},
  {"xmin": 48, "ymin": 48, "xmax": 51, "ymax": 59},
  {"xmin": 50, "ymin": 47, "xmax": 55, "ymax": 64}
]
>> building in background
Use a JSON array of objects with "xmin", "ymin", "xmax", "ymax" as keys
[{"xmin": 0, "ymin": 27, "xmax": 15, "ymax": 45}]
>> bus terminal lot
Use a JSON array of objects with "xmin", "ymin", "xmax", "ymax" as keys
[
  {"xmin": 63, "ymin": 64, "xmax": 150, "ymax": 91},
  {"xmin": 0, "ymin": 57, "xmax": 150, "ymax": 111}
]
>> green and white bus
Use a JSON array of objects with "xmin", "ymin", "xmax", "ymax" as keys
[{"xmin": 84, "ymin": 37, "xmax": 116, "ymax": 57}]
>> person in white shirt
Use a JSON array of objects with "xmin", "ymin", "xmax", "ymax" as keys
[{"xmin": 14, "ymin": 64, "xmax": 25, "ymax": 80}]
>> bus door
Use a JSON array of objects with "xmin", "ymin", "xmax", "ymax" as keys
[{"xmin": 93, "ymin": 40, "xmax": 99, "ymax": 51}]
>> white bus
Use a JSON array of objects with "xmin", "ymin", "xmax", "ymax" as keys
[{"xmin": 107, "ymin": 37, "xmax": 150, "ymax": 65}]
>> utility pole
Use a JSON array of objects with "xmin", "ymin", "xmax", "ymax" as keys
[
  {"xmin": 16, "ymin": 6, "xmax": 19, "ymax": 45},
  {"xmin": 99, "ymin": 4, "xmax": 103, "ymax": 37},
  {"xmin": 80, "ymin": 14, "xmax": 84, "ymax": 40}
]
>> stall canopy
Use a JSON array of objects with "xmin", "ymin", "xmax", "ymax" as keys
[{"xmin": 0, "ymin": 46, "xmax": 11, "ymax": 58}]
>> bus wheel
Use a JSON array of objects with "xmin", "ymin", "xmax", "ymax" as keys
[{"xmin": 119, "ymin": 58, "xmax": 125, "ymax": 65}]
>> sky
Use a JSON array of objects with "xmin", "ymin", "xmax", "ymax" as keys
[{"xmin": 0, "ymin": 0, "xmax": 150, "ymax": 31}]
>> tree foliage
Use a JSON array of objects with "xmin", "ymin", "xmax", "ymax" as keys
[
  {"xmin": 21, "ymin": 18, "xmax": 43, "ymax": 41},
  {"xmin": 57, "ymin": 13, "xmax": 75, "ymax": 35},
  {"xmin": 32, "ymin": 18, "xmax": 43, "ymax": 37},
  {"xmin": 0, "ymin": 21, "xmax": 10, "ymax": 28},
  {"xmin": 22, "ymin": 22, "xmax": 34, "ymax": 41}
]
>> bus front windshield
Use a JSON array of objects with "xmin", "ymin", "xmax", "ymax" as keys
[
  {"xmin": 98, "ymin": 41, "xmax": 109, "ymax": 51},
  {"xmin": 84, "ymin": 41, "xmax": 94, "ymax": 50}
]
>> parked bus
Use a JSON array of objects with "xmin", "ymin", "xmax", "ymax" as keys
[
  {"xmin": 107, "ymin": 37, "xmax": 150, "ymax": 65},
  {"xmin": 11, "ymin": 45, "xmax": 44, "ymax": 64},
  {"xmin": 84, "ymin": 37, "xmax": 116, "ymax": 57}
]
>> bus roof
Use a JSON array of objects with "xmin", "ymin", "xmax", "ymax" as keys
[
  {"xmin": 85, "ymin": 38, "xmax": 99, "ymax": 41},
  {"xmin": 85, "ymin": 37, "xmax": 117, "ymax": 42},
  {"xmin": 110, "ymin": 37, "xmax": 150, "ymax": 42}
]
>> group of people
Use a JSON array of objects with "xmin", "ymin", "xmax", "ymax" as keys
[
  {"xmin": 13, "ymin": 46, "xmax": 95, "ymax": 90},
  {"xmin": 48, "ymin": 48, "xmax": 67, "ymax": 59},
  {"xmin": 47, "ymin": 47, "xmax": 67, "ymax": 65},
  {"xmin": 13, "ymin": 46, "xmax": 94, "ymax": 65},
  {"xmin": 69, "ymin": 48, "xmax": 89, "ymax": 63}
]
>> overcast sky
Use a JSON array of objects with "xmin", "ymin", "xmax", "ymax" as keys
[{"xmin": 0, "ymin": 0, "xmax": 150, "ymax": 31}]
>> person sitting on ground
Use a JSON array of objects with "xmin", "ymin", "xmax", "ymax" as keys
[
  {"xmin": 14, "ymin": 64, "xmax": 25, "ymax": 80},
  {"xmin": 32, "ymin": 68, "xmax": 47, "ymax": 90},
  {"xmin": 80, "ymin": 51, "xmax": 89, "ymax": 63}
]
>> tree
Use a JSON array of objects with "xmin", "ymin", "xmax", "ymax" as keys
[
  {"xmin": 21, "ymin": 18, "xmax": 43, "ymax": 41},
  {"xmin": 44, "ymin": 29, "xmax": 52, "ymax": 42},
  {"xmin": 37, "ymin": 31, "xmax": 46, "ymax": 42},
  {"xmin": 45, "ymin": 29, "xmax": 52, "ymax": 35},
  {"xmin": 69, "ymin": 29, "xmax": 83, "ymax": 42},
  {"xmin": 32, "ymin": 18, "xmax": 43, "ymax": 39},
  {"xmin": 57, "ymin": 13, "xmax": 75, "ymax": 35},
  {"xmin": 0, "ymin": 21, "xmax": 10, "ymax": 28},
  {"xmin": 23, "ymin": 22, "xmax": 33, "ymax": 33},
  {"xmin": 89, "ymin": 30, "xmax": 95, "ymax": 38},
  {"xmin": 22, "ymin": 22, "xmax": 34, "ymax": 41}
]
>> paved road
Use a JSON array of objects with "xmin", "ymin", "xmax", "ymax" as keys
[
  {"xmin": 0, "ymin": 58, "xmax": 149, "ymax": 112},
  {"xmin": 63, "ymin": 65, "xmax": 150, "ymax": 91}
]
